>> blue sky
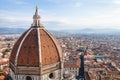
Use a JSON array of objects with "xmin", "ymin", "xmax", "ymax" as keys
[{"xmin": 1, "ymin": 0, "xmax": 120, "ymax": 30}]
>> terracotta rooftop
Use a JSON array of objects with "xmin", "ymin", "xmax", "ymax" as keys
[{"xmin": 64, "ymin": 59, "xmax": 80, "ymax": 68}]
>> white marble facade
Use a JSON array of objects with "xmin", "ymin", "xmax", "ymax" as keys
[{"xmin": 10, "ymin": 69, "xmax": 62, "ymax": 80}]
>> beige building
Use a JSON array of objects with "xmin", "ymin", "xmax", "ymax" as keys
[{"xmin": 64, "ymin": 59, "xmax": 80, "ymax": 77}]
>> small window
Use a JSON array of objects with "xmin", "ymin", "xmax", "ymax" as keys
[
  {"xmin": 49, "ymin": 73, "xmax": 55, "ymax": 79},
  {"xmin": 26, "ymin": 76, "xmax": 32, "ymax": 80}
]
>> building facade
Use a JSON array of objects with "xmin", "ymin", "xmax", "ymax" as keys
[{"xmin": 64, "ymin": 59, "xmax": 80, "ymax": 77}]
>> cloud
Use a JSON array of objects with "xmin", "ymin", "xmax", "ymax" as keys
[
  {"xmin": 7, "ymin": 0, "xmax": 28, "ymax": 5},
  {"xmin": 74, "ymin": 2, "xmax": 82, "ymax": 8},
  {"xmin": 0, "ymin": 10, "xmax": 32, "ymax": 28},
  {"xmin": 42, "ymin": 7, "xmax": 120, "ymax": 29},
  {"xmin": 112, "ymin": 0, "xmax": 120, "ymax": 4},
  {"xmin": 1, "ymin": 0, "xmax": 120, "ymax": 30},
  {"xmin": 97, "ymin": 0, "xmax": 120, "ymax": 5},
  {"xmin": 1, "ymin": 8, "xmax": 120, "ymax": 30},
  {"xmin": 69, "ymin": 8, "xmax": 120, "ymax": 29},
  {"xmin": 46, "ymin": 0, "xmax": 62, "ymax": 4}
]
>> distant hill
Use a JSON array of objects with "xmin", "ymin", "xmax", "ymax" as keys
[
  {"xmin": 0, "ymin": 28, "xmax": 26, "ymax": 34},
  {"xmin": 0, "ymin": 27, "xmax": 120, "ymax": 35},
  {"xmin": 0, "ymin": 27, "xmax": 65, "ymax": 35},
  {"xmin": 62, "ymin": 28, "xmax": 120, "ymax": 34}
]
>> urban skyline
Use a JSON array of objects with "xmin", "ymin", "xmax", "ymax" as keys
[{"xmin": 0, "ymin": 5, "xmax": 120, "ymax": 79}]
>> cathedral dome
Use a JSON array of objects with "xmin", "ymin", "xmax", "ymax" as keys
[
  {"xmin": 9, "ymin": 6, "xmax": 63, "ymax": 79},
  {"xmin": 10, "ymin": 27, "xmax": 62, "ymax": 67}
]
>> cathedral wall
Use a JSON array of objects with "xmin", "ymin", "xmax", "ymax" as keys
[
  {"xmin": 10, "ymin": 69, "xmax": 40, "ymax": 80},
  {"xmin": 41, "ymin": 69, "xmax": 62, "ymax": 80},
  {"xmin": 10, "ymin": 68, "xmax": 63, "ymax": 80}
]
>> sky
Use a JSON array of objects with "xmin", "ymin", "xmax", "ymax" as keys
[{"xmin": 1, "ymin": 0, "xmax": 120, "ymax": 30}]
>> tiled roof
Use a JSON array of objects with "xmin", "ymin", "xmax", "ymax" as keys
[
  {"xmin": 10, "ymin": 28, "xmax": 62, "ymax": 67},
  {"xmin": 64, "ymin": 59, "xmax": 80, "ymax": 68}
]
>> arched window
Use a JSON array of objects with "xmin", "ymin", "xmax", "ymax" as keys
[{"xmin": 26, "ymin": 76, "xmax": 32, "ymax": 80}]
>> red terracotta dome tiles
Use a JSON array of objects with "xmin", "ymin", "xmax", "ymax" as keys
[
  {"xmin": 10, "ymin": 28, "xmax": 62, "ymax": 67},
  {"xmin": 17, "ymin": 29, "xmax": 39, "ymax": 67},
  {"xmin": 40, "ymin": 29, "xmax": 60, "ymax": 66},
  {"xmin": 10, "ymin": 30, "xmax": 28, "ymax": 65},
  {"xmin": 44, "ymin": 29, "xmax": 63, "ymax": 61}
]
